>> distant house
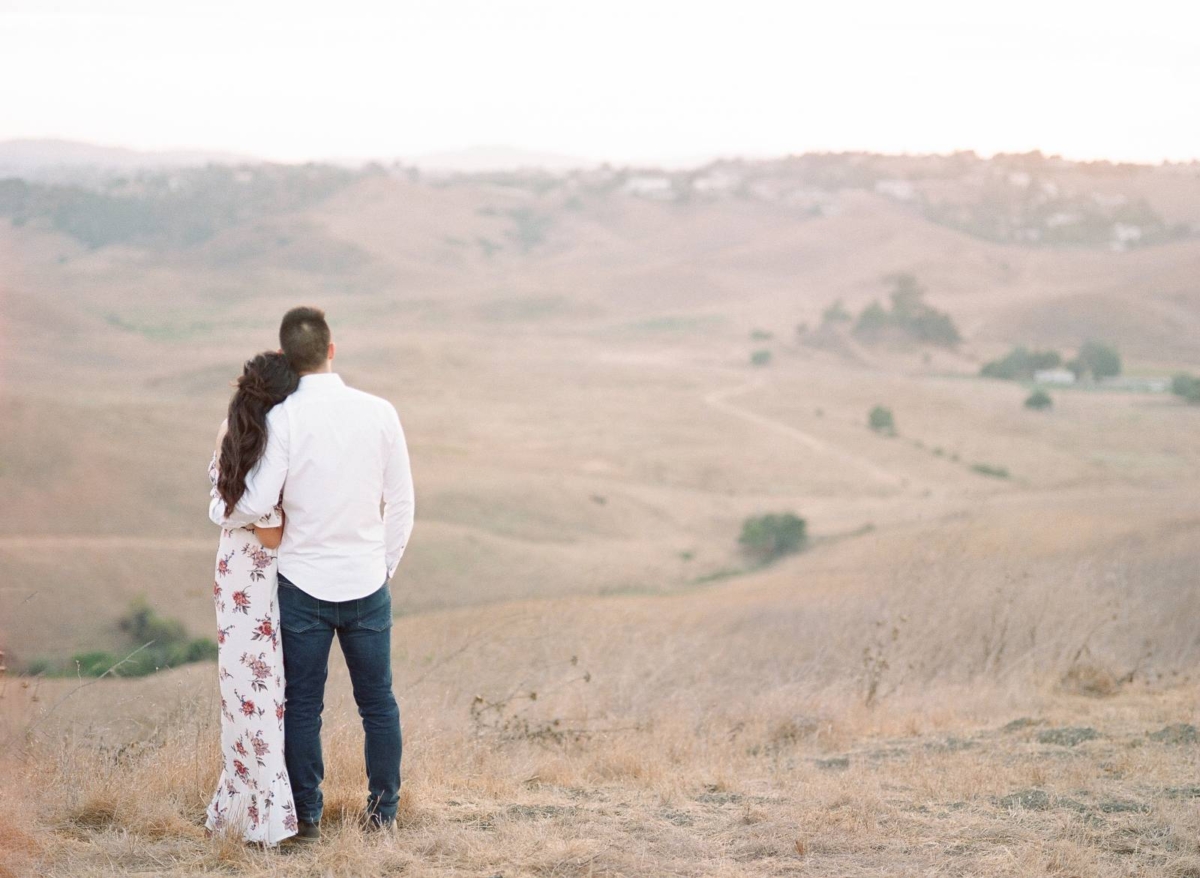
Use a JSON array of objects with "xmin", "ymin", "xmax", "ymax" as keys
[
  {"xmin": 1034, "ymin": 368, "xmax": 1076, "ymax": 386},
  {"xmin": 1099, "ymin": 376, "xmax": 1170, "ymax": 393},
  {"xmin": 623, "ymin": 175, "xmax": 674, "ymax": 200},
  {"xmin": 692, "ymin": 170, "xmax": 741, "ymax": 195},
  {"xmin": 1045, "ymin": 211, "xmax": 1080, "ymax": 228},
  {"xmin": 874, "ymin": 179, "xmax": 915, "ymax": 201},
  {"xmin": 1111, "ymin": 223, "xmax": 1143, "ymax": 249}
]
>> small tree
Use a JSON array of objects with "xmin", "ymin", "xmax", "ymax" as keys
[
  {"xmin": 1025, "ymin": 389, "xmax": 1053, "ymax": 410},
  {"xmin": 750, "ymin": 349, "xmax": 772, "ymax": 367},
  {"xmin": 739, "ymin": 513, "xmax": 807, "ymax": 565},
  {"xmin": 1172, "ymin": 373, "xmax": 1200, "ymax": 404},
  {"xmin": 981, "ymin": 346, "xmax": 1063, "ymax": 381},
  {"xmin": 1072, "ymin": 340, "xmax": 1122, "ymax": 380},
  {"xmin": 853, "ymin": 301, "xmax": 890, "ymax": 338},
  {"xmin": 821, "ymin": 299, "xmax": 853, "ymax": 324},
  {"xmin": 869, "ymin": 405, "xmax": 896, "ymax": 435}
]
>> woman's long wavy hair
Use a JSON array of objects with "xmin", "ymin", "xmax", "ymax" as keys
[{"xmin": 217, "ymin": 352, "xmax": 299, "ymax": 517}]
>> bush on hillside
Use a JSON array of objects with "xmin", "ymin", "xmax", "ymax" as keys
[
  {"xmin": 1025, "ymin": 389, "xmax": 1053, "ymax": 410},
  {"xmin": 852, "ymin": 274, "xmax": 961, "ymax": 347},
  {"xmin": 981, "ymin": 346, "xmax": 1063, "ymax": 381},
  {"xmin": 1171, "ymin": 373, "xmax": 1200, "ymax": 404},
  {"xmin": 971, "ymin": 463, "xmax": 1011, "ymax": 479},
  {"xmin": 821, "ymin": 299, "xmax": 853, "ymax": 324},
  {"xmin": 750, "ymin": 349, "xmax": 773, "ymax": 366},
  {"xmin": 50, "ymin": 599, "xmax": 217, "ymax": 678},
  {"xmin": 868, "ymin": 405, "xmax": 896, "ymax": 435},
  {"xmin": 1068, "ymin": 340, "xmax": 1122, "ymax": 380},
  {"xmin": 739, "ymin": 513, "xmax": 808, "ymax": 565}
]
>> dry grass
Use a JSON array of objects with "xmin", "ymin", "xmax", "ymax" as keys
[
  {"xmin": 7, "ymin": 678, "xmax": 1200, "ymax": 877},
  {"xmin": 6, "ymin": 518, "xmax": 1200, "ymax": 877}
]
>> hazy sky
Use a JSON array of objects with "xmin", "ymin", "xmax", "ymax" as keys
[{"xmin": 2, "ymin": 0, "xmax": 1198, "ymax": 164}]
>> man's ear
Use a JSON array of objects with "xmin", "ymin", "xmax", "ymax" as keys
[{"xmin": 328, "ymin": 341, "xmax": 336, "ymax": 362}]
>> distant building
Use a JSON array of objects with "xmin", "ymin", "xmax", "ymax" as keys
[
  {"xmin": 623, "ymin": 175, "xmax": 674, "ymax": 200},
  {"xmin": 1112, "ymin": 223, "xmax": 1143, "ymax": 249},
  {"xmin": 692, "ymin": 170, "xmax": 741, "ymax": 195},
  {"xmin": 1099, "ymin": 376, "xmax": 1170, "ymax": 393},
  {"xmin": 875, "ymin": 178, "xmax": 916, "ymax": 201},
  {"xmin": 1034, "ymin": 368, "xmax": 1077, "ymax": 386},
  {"xmin": 1045, "ymin": 211, "xmax": 1080, "ymax": 228}
]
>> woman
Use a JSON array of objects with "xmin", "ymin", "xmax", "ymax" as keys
[{"xmin": 204, "ymin": 352, "xmax": 299, "ymax": 845}]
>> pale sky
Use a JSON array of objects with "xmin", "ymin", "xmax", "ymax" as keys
[{"xmin": 1, "ymin": 0, "xmax": 1198, "ymax": 165}]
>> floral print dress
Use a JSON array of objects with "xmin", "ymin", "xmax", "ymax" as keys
[{"xmin": 205, "ymin": 453, "xmax": 297, "ymax": 845}]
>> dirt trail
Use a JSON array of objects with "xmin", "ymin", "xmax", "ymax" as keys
[{"xmin": 702, "ymin": 375, "xmax": 909, "ymax": 489}]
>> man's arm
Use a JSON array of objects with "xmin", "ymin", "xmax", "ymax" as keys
[
  {"xmin": 382, "ymin": 404, "xmax": 415, "ymax": 578},
  {"xmin": 209, "ymin": 406, "xmax": 290, "ymax": 527}
]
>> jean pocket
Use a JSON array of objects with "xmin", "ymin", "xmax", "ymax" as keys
[
  {"xmin": 279, "ymin": 583, "xmax": 322, "ymax": 634},
  {"xmin": 357, "ymin": 586, "xmax": 392, "ymax": 632}
]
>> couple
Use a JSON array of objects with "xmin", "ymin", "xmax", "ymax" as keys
[{"xmin": 204, "ymin": 306, "xmax": 415, "ymax": 845}]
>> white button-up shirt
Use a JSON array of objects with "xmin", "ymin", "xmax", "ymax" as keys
[{"xmin": 210, "ymin": 373, "xmax": 415, "ymax": 602}]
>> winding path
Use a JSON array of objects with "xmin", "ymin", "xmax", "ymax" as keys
[{"xmin": 701, "ymin": 375, "xmax": 908, "ymax": 489}]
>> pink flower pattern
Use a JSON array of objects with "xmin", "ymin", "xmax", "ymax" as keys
[{"xmin": 204, "ymin": 452, "xmax": 296, "ymax": 846}]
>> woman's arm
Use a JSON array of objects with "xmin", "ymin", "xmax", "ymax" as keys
[{"xmin": 256, "ymin": 524, "xmax": 284, "ymax": 550}]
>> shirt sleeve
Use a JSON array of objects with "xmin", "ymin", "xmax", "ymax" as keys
[
  {"xmin": 208, "ymin": 406, "xmax": 290, "ymax": 528},
  {"xmin": 382, "ymin": 403, "xmax": 415, "ymax": 578}
]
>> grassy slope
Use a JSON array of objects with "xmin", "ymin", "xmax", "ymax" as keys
[{"xmin": 2, "ymin": 171, "xmax": 1200, "ymax": 875}]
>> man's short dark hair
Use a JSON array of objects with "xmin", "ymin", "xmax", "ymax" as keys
[{"xmin": 279, "ymin": 306, "xmax": 331, "ymax": 373}]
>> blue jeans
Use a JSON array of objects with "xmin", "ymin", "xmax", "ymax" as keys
[{"xmin": 278, "ymin": 574, "xmax": 402, "ymax": 824}]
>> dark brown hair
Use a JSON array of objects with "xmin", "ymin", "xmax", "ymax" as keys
[
  {"xmin": 217, "ymin": 352, "xmax": 298, "ymax": 516},
  {"xmin": 279, "ymin": 306, "xmax": 331, "ymax": 373}
]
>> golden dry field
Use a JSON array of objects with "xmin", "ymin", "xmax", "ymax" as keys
[{"xmin": 2, "ymin": 157, "xmax": 1199, "ymax": 875}]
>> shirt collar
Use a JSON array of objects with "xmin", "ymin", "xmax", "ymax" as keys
[{"xmin": 298, "ymin": 373, "xmax": 345, "ymax": 392}]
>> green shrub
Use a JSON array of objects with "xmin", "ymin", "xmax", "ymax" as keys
[
  {"xmin": 41, "ymin": 599, "xmax": 218, "ymax": 678},
  {"xmin": 1171, "ymin": 373, "xmax": 1200, "ymax": 404},
  {"xmin": 1025, "ymin": 389, "xmax": 1053, "ymax": 410},
  {"xmin": 981, "ymin": 346, "xmax": 1063, "ymax": 381},
  {"xmin": 751, "ymin": 349, "xmax": 773, "ymax": 366},
  {"xmin": 750, "ymin": 329, "xmax": 774, "ymax": 341},
  {"xmin": 971, "ymin": 463, "xmax": 1010, "ymax": 479},
  {"xmin": 70, "ymin": 651, "xmax": 123, "ymax": 677},
  {"xmin": 119, "ymin": 598, "xmax": 188, "ymax": 645},
  {"xmin": 739, "ymin": 513, "xmax": 808, "ymax": 565},
  {"xmin": 868, "ymin": 405, "xmax": 896, "ymax": 435},
  {"xmin": 821, "ymin": 299, "xmax": 853, "ymax": 324},
  {"xmin": 1068, "ymin": 340, "xmax": 1122, "ymax": 380},
  {"xmin": 853, "ymin": 275, "xmax": 961, "ymax": 347}
]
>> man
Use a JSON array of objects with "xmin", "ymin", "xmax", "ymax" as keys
[{"xmin": 210, "ymin": 306, "xmax": 415, "ymax": 840}]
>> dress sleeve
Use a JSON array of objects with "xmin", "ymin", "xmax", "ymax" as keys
[
  {"xmin": 210, "ymin": 452, "xmax": 282, "ymax": 529},
  {"xmin": 254, "ymin": 504, "xmax": 284, "ymax": 529}
]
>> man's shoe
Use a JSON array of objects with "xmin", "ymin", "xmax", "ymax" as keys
[
  {"xmin": 291, "ymin": 820, "xmax": 321, "ymax": 843},
  {"xmin": 363, "ymin": 812, "xmax": 395, "ymax": 833}
]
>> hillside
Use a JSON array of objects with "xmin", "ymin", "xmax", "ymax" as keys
[
  {"xmin": 2, "ymin": 152, "xmax": 1200, "ymax": 665},
  {"xmin": 2, "ymin": 149, "xmax": 1200, "ymax": 876}
]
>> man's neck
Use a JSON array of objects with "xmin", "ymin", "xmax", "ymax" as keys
[{"xmin": 298, "ymin": 364, "xmax": 334, "ymax": 377}]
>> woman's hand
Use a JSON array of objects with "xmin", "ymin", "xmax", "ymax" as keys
[
  {"xmin": 254, "ymin": 524, "xmax": 284, "ymax": 550},
  {"xmin": 252, "ymin": 510, "xmax": 285, "ymax": 550}
]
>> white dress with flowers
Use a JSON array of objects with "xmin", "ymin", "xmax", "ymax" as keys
[{"xmin": 204, "ymin": 453, "xmax": 297, "ymax": 845}]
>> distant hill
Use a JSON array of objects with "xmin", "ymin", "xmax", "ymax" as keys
[
  {"xmin": 0, "ymin": 139, "xmax": 256, "ymax": 181},
  {"xmin": 408, "ymin": 145, "xmax": 598, "ymax": 174}
]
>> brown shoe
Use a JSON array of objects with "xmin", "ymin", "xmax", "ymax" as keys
[
  {"xmin": 363, "ymin": 812, "xmax": 395, "ymax": 833},
  {"xmin": 289, "ymin": 820, "xmax": 321, "ymax": 843}
]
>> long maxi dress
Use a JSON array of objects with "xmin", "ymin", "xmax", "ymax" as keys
[{"xmin": 204, "ymin": 453, "xmax": 297, "ymax": 845}]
